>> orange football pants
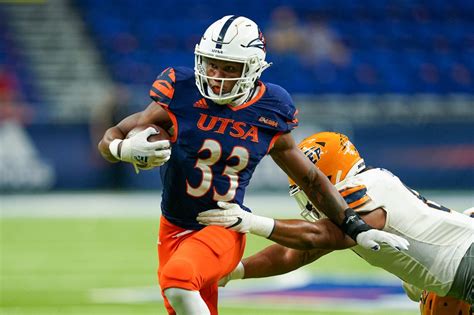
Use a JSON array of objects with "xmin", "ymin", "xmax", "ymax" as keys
[{"xmin": 157, "ymin": 215, "xmax": 246, "ymax": 315}]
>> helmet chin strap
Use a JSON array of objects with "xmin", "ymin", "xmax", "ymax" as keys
[{"xmin": 229, "ymin": 85, "xmax": 259, "ymax": 106}]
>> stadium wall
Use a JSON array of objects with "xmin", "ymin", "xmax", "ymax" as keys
[{"xmin": 1, "ymin": 111, "xmax": 472, "ymax": 191}]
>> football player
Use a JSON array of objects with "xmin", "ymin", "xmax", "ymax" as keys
[
  {"xmin": 98, "ymin": 16, "xmax": 408, "ymax": 315},
  {"xmin": 198, "ymin": 131, "xmax": 473, "ymax": 313}
]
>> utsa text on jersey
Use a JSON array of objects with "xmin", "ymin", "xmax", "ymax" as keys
[{"xmin": 196, "ymin": 113, "xmax": 259, "ymax": 142}]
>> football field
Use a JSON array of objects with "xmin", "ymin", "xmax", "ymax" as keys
[{"xmin": 2, "ymin": 192, "xmax": 472, "ymax": 315}]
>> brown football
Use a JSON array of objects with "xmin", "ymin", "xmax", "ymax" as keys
[{"xmin": 126, "ymin": 124, "xmax": 170, "ymax": 142}]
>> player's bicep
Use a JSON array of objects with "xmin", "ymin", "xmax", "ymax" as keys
[
  {"xmin": 138, "ymin": 102, "xmax": 173, "ymax": 129},
  {"xmin": 114, "ymin": 102, "xmax": 172, "ymax": 135}
]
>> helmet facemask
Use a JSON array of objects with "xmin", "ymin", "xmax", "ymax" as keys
[{"xmin": 289, "ymin": 184, "xmax": 324, "ymax": 222}]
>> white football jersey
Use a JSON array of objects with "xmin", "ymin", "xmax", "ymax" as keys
[{"xmin": 335, "ymin": 168, "xmax": 474, "ymax": 296}]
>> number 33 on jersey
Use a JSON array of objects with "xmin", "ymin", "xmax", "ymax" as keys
[{"xmin": 150, "ymin": 67, "xmax": 298, "ymax": 229}]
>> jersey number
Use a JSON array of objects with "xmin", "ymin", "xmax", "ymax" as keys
[{"xmin": 186, "ymin": 139, "xmax": 249, "ymax": 201}]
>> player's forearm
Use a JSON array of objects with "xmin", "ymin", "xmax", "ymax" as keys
[
  {"xmin": 97, "ymin": 112, "xmax": 144, "ymax": 162},
  {"xmin": 98, "ymin": 126, "xmax": 126, "ymax": 162},
  {"xmin": 269, "ymin": 218, "xmax": 355, "ymax": 250},
  {"xmin": 242, "ymin": 244, "xmax": 331, "ymax": 279},
  {"xmin": 299, "ymin": 167, "xmax": 349, "ymax": 225}
]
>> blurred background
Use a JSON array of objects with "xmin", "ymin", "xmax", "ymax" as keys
[
  {"xmin": 0, "ymin": 0, "xmax": 473, "ymax": 192},
  {"xmin": 0, "ymin": 1, "xmax": 473, "ymax": 314}
]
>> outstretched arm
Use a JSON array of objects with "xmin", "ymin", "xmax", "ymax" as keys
[
  {"xmin": 219, "ymin": 243, "xmax": 332, "ymax": 286},
  {"xmin": 198, "ymin": 203, "xmax": 355, "ymax": 250},
  {"xmin": 270, "ymin": 218, "xmax": 355, "ymax": 250},
  {"xmin": 243, "ymin": 244, "xmax": 331, "ymax": 279},
  {"xmin": 198, "ymin": 131, "xmax": 409, "ymax": 251}
]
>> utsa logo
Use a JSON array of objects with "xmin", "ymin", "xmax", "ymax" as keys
[
  {"xmin": 241, "ymin": 28, "xmax": 266, "ymax": 52},
  {"xmin": 197, "ymin": 113, "xmax": 259, "ymax": 143}
]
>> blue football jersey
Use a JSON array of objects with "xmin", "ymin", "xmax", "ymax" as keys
[{"xmin": 150, "ymin": 67, "xmax": 298, "ymax": 229}]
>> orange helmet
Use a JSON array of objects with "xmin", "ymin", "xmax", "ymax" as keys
[
  {"xmin": 289, "ymin": 132, "xmax": 366, "ymax": 222},
  {"xmin": 420, "ymin": 290, "xmax": 472, "ymax": 315}
]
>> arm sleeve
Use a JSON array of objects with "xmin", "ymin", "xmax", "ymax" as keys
[{"xmin": 149, "ymin": 67, "xmax": 176, "ymax": 108}]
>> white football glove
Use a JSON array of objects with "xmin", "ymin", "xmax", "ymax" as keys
[
  {"xmin": 341, "ymin": 208, "xmax": 409, "ymax": 252},
  {"xmin": 109, "ymin": 127, "xmax": 171, "ymax": 171},
  {"xmin": 197, "ymin": 202, "xmax": 275, "ymax": 237},
  {"xmin": 218, "ymin": 261, "xmax": 245, "ymax": 287},
  {"xmin": 356, "ymin": 229, "xmax": 409, "ymax": 251}
]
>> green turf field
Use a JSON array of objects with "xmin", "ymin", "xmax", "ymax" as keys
[{"xmin": 1, "ymin": 217, "xmax": 418, "ymax": 315}]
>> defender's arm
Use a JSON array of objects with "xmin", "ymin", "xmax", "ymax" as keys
[{"xmin": 243, "ymin": 244, "xmax": 332, "ymax": 279}]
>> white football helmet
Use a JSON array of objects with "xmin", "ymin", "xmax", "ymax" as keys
[{"xmin": 194, "ymin": 15, "xmax": 271, "ymax": 105}]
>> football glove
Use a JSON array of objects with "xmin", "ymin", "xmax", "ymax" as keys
[
  {"xmin": 197, "ymin": 202, "xmax": 275, "ymax": 237},
  {"xmin": 109, "ymin": 127, "xmax": 171, "ymax": 171},
  {"xmin": 341, "ymin": 208, "xmax": 409, "ymax": 251}
]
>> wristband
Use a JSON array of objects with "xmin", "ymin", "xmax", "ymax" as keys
[
  {"xmin": 230, "ymin": 261, "xmax": 245, "ymax": 280},
  {"xmin": 249, "ymin": 215, "xmax": 275, "ymax": 238},
  {"xmin": 340, "ymin": 208, "xmax": 371, "ymax": 241},
  {"xmin": 109, "ymin": 139, "xmax": 123, "ymax": 160}
]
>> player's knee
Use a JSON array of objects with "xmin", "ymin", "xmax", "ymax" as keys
[
  {"xmin": 160, "ymin": 258, "xmax": 197, "ymax": 288},
  {"xmin": 163, "ymin": 288, "xmax": 211, "ymax": 315},
  {"xmin": 163, "ymin": 287, "xmax": 187, "ymax": 305}
]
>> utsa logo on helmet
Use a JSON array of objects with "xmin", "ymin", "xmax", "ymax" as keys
[{"xmin": 241, "ymin": 28, "xmax": 266, "ymax": 52}]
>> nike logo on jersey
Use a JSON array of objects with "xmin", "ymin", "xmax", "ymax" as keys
[
  {"xmin": 197, "ymin": 113, "xmax": 259, "ymax": 143},
  {"xmin": 227, "ymin": 217, "xmax": 243, "ymax": 229}
]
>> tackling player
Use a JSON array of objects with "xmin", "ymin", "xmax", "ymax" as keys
[
  {"xmin": 98, "ymin": 16, "xmax": 408, "ymax": 315},
  {"xmin": 199, "ymin": 132, "xmax": 473, "ymax": 314}
]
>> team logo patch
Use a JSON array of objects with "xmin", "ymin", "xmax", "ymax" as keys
[
  {"xmin": 258, "ymin": 116, "xmax": 278, "ymax": 127},
  {"xmin": 241, "ymin": 28, "xmax": 266, "ymax": 52},
  {"xmin": 193, "ymin": 98, "xmax": 209, "ymax": 109}
]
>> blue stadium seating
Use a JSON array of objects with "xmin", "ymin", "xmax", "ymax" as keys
[
  {"xmin": 76, "ymin": 0, "xmax": 473, "ymax": 94},
  {"xmin": 0, "ymin": 9, "xmax": 42, "ymax": 107}
]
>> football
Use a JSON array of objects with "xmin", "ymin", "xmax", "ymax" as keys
[{"xmin": 126, "ymin": 124, "xmax": 170, "ymax": 142}]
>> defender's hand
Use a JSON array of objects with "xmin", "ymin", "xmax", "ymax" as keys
[
  {"xmin": 197, "ymin": 202, "xmax": 274, "ymax": 237},
  {"xmin": 341, "ymin": 208, "xmax": 409, "ymax": 251},
  {"xmin": 109, "ymin": 127, "xmax": 171, "ymax": 168},
  {"xmin": 356, "ymin": 229, "xmax": 409, "ymax": 251},
  {"xmin": 197, "ymin": 202, "xmax": 253, "ymax": 233}
]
